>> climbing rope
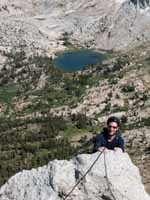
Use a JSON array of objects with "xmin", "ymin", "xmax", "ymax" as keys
[{"xmin": 63, "ymin": 148, "xmax": 106, "ymax": 200}]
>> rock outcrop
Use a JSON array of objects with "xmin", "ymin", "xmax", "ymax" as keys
[{"xmin": 0, "ymin": 151, "xmax": 149, "ymax": 200}]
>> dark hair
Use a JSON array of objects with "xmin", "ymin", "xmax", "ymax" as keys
[{"xmin": 107, "ymin": 116, "xmax": 120, "ymax": 127}]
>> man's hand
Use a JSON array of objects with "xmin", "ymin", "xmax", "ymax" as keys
[
  {"xmin": 98, "ymin": 147, "xmax": 107, "ymax": 152},
  {"xmin": 114, "ymin": 147, "xmax": 123, "ymax": 153}
]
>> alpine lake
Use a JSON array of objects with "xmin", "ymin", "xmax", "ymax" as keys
[{"xmin": 53, "ymin": 49, "xmax": 107, "ymax": 72}]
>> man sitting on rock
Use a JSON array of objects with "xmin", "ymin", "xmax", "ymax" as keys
[{"xmin": 93, "ymin": 116, "xmax": 124, "ymax": 152}]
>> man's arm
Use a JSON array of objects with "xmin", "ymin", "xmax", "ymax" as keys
[
  {"xmin": 93, "ymin": 134, "xmax": 104, "ymax": 152},
  {"xmin": 116, "ymin": 137, "xmax": 125, "ymax": 152}
]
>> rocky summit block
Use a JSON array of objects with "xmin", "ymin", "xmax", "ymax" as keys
[{"xmin": 0, "ymin": 151, "xmax": 149, "ymax": 200}]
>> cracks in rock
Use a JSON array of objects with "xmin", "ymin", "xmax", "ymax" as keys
[{"xmin": 101, "ymin": 194, "xmax": 114, "ymax": 200}]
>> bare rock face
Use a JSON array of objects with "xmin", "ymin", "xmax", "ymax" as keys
[
  {"xmin": 0, "ymin": 151, "xmax": 149, "ymax": 200},
  {"xmin": 0, "ymin": 0, "xmax": 150, "ymax": 54}
]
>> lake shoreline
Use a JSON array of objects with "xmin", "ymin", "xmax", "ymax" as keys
[{"xmin": 53, "ymin": 49, "xmax": 108, "ymax": 72}]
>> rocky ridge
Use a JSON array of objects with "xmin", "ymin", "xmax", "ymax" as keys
[{"xmin": 0, "ymin": 151, "xmax": 149, "ymax": 200}]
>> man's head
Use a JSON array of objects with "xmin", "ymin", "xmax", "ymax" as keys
[{"xmin": 106, "ymin": 116, "xmax": 120, "ymax": 136}]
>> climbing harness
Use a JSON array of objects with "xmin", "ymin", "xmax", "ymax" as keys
[{"xmin": 63, "ymin": 148, "xmax": 105, "ymax": 200}]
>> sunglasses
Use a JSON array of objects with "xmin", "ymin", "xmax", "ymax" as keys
[{"xmin": 108, "ymin": 125, "xmax": 118, "ymax": 129}]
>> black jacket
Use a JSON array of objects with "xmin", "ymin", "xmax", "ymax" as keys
[{"xmin": 93, "ymin": 128, "xmax": 125, "ymax": 152}]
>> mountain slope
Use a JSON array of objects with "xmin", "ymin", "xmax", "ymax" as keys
[{"xmin": 0, "ymin": 0, "xmax": 150, "ymax": 54}]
